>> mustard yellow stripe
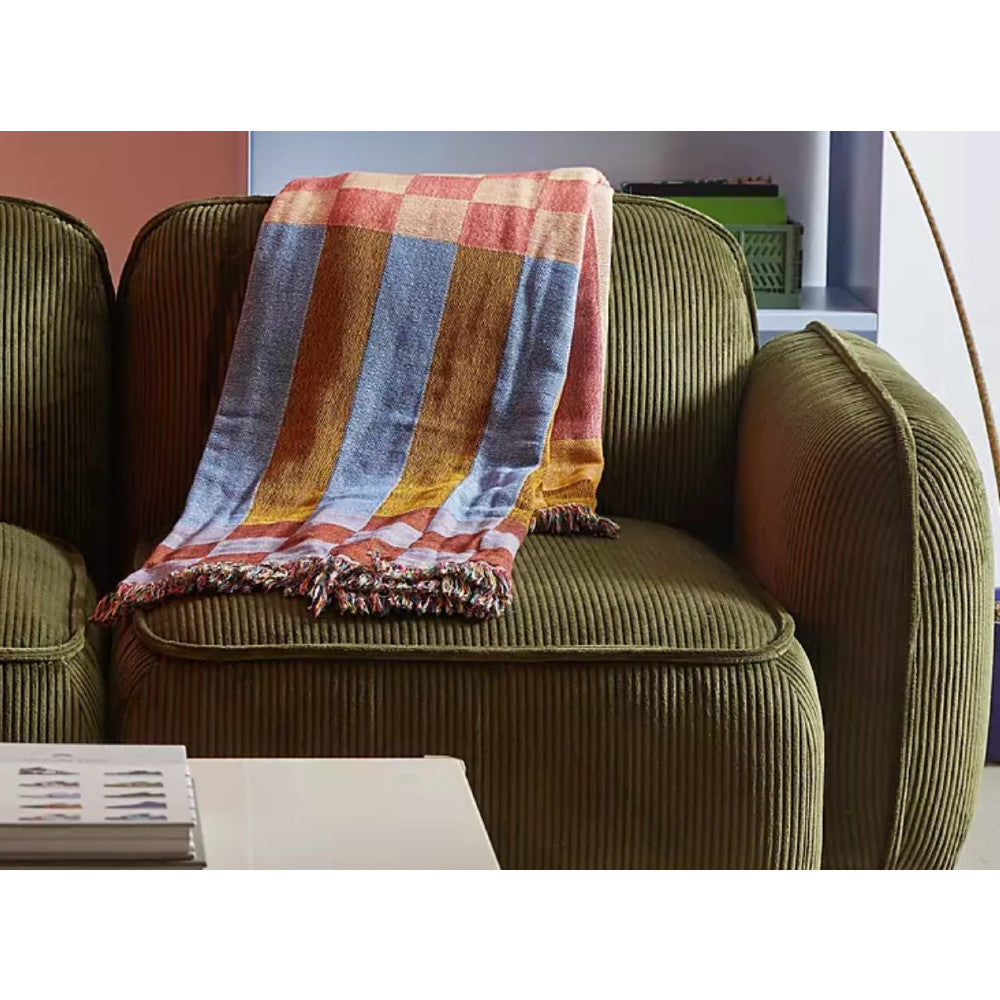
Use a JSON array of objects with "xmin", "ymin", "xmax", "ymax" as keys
[
  {"xmin": 541, "ymin": 436, "xmax": 604, "ymax": 509},
  {"xmin": 510, "ymin": 461, "xmax": 547, "ymax": 526},
  {"xmin": 244, "ymin": 226, "xmax": 390, "ymax": 525}
]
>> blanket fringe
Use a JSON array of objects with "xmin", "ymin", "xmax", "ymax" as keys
[
  {"xmin": 90, "ymin": 552, "xmax": 513, "ymax": 626},
  {"xmin": 529, "ymin": 503, "xmax": 619, "ymax": 538},
  {"xmin": 91, "ymin": 506, "xmax": 617, "ymax": 626}
]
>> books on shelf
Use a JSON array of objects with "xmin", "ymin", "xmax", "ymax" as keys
[
  {"xmin": 619, "ymin": 178, "xmax": 787, "ymax": 226},
  {"xmin": 0, "ymin": 744, "xmax": 205, "ymax": 868}
]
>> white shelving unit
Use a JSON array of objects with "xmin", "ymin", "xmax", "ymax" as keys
[{"xmin": 758, "ymin": 286, "xmax": 878, "ymax": 342}]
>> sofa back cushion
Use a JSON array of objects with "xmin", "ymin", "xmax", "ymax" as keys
[
  {"xmin": 115, "ymin": 194, "xmax": 755, "ymax": 571},
  {"xmin": 600, "ymin": 195, "xmax": 756, "ymax": 542},
  {"xmin": 0, "ymin": 197, "xmax": 113, "ymax": 583}
]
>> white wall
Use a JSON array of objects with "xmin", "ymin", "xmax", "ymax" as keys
[
  {"xmin": 879, "ymin": 131, "xmax": 1000, "ymax": 582},
  {"xmin": 250, "ymin": 132, "xmax": 830, "ymax": 286}
]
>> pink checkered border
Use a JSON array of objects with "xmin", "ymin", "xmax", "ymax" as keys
[{"xmin": 266, "ymin": 168, "xmax": 605, "ymax": 264}]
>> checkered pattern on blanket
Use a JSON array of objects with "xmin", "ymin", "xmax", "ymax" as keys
[{"xmin": 95, "ymin": 167, "xmax": 615, "ymax": 622}]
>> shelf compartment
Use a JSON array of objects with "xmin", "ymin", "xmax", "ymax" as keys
[{"xmin": 757, "ymin": 286, "xmax": 877, "ymax": 342}]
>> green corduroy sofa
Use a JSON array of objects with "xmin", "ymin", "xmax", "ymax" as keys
[
  {"xmin": 1, "ymin": 192, "xmax": 993, "ymax": 868},
  {"xmin": 1, "ymin": 197, "xmax": 111, "ymax": 744}
]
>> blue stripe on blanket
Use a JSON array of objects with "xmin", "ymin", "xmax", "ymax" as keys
[
  {"xmin": 321, "ymin": 233, "xmax": 458, "ymax": 519},
  {"xmin": 171, "ymin": 222, "xmax": 326, "ymax": 537}
]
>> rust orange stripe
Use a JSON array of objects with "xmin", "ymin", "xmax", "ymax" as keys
[
  {"xmin": 275, "ymin": 522, "xmax": 355, "ymax": 550},
  {"xmin": 552, "ymin": 212, "xmax": 603, "ymax": 441},
  {"xmin": 227, "ymin": 520, "xmax": 302, "ymax": 540},
  {"xmin": 363, "ymin": 508, "xmax": 437, "ymax": 533},
  {"xmin": 146, "ymin": 541, "xmax": 217, "ymax": 567}
]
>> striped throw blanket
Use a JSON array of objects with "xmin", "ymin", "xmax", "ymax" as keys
[{"xmin": 95, "ymin": 167, "xmax": 616, "ymax": 623}]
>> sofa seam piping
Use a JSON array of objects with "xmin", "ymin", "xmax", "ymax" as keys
[{"xmin": 803, "ymin": 321, "xmax": 922, "ymax": 869}]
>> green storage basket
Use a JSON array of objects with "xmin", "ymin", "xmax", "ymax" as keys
[{"xmin": 724, "ymin": 221, "xmax": 803, "ymax": 309}]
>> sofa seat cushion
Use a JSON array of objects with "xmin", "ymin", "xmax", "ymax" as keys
[
  {"xmin": 129, "ymin": 517, "xmax": 790, "ymax": 659},
  {"xmin": 0, "ymin": 522, "xmax": 105, "ymax": 740},
  {"xmin": 113, "ymin": 518, "xmax": 823, "ymax": 868}
]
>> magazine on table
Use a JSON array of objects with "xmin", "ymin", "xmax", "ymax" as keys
[{"xmin": 0, "ymin": 744, "xmax": 199, "ymax": 861}]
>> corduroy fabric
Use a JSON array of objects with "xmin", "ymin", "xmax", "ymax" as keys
[
  {"xmin": 0, "ymin": 196, "xmax": 114, "ymax": 586},
  {"xmin": 127, "ymin": 518, "xmax": 786, "ymax": 657},
  {"xmin": 113, "ymin": 518, "xmax": 823, "ymax": 869},
  {"xmin": 0, "ymin": 523, "xmax": 105, "ymax": 742},
  {"xmin": 736, "ymin": 324, "xmax": 993, "ymax": 869},
  {"xmin": 114, "ymin": 197, "xmax": 272, "ymax": 577},
  {"xmin": 599, "ymin": 195, "xmax": 757, "ymax": 546}
]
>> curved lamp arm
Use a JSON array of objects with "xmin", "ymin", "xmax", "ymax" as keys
[{"xmin": 890, "ymin": 131, "xmax": 1000, "ymax": 513}]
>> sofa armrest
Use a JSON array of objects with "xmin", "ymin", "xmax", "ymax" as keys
[{"xmin": 735, "ymin": 322, "xmax": 993, "ymax": 868}]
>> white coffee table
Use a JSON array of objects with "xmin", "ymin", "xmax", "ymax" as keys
[{"xmin": 189, "ymin": 756, "xmax": 499, "ymax": 870}]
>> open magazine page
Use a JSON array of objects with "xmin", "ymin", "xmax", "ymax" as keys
[{"xmin": 0, "ymin": 744, "xmax": 191, "ymax": 827}]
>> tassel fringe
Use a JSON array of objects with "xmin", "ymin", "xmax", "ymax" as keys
[
  {"xmin": 91, "ymin": 505, "xmax": 618, "ymax": 626},
  {"xmin": 91, "ymin": 551, "xmax": 513, "ymax": 626},
  {"xmin": 529, "ymin": 503, "xmax": 619, "ymax": 538}
]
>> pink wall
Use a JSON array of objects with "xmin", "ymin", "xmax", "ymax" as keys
[{"xmin": 0, "ymin": 132, "xmax": 248, "ymax": 282}]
